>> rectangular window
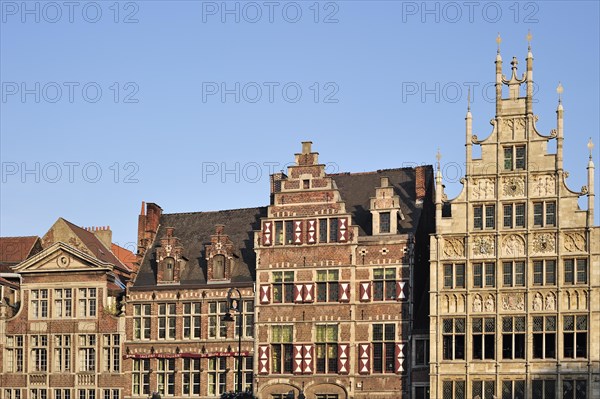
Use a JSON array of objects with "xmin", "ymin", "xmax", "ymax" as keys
[
  {"xmin": 272, "ymin": 271, "xmax": 294, "ymax": 303},
  {"xmin": 182, "ymin": 358, "xmax": 200, "ymax": 396},
  {"xmin": 533, "ymin": 260, "xmax": 556, "ymax": 286},
  {"xmin": 414, "ymin": 387, "xmax": 429, "ymax": 399},
  {"xmin": 77, "ymin": 390, "xmax": 94, "ymax": 399},
  {"xmin": 533, "ymin": 201, "xmax": 556, "ymax": 227},
  {"xmin": 531, "ymin": 379, "xmax": 556, "ymax": 399},
  {"xmin": 562, "ymin": 379, "xmax": 587, "ymax": 399},
  {"xmin": 316, "ymin": 324, "xmax": 338, "ymax": 374},
  {"xmin": 234, "ymin": 356, "xmax": 253, "ymax": 393},
  {"xmin": 102, "ymin": 391, "xmax": 118, "ymax": 399},
  {"xmin": 504, "ymin": 146, "xmax": 526, "ymax": 170},
  {"xmin": 275, "ymin": 221, "xmax": 283, "ymax": 245},
  {"xmin": 373, "ymin": 268, "xmax": 396, "ymax": 300},
  {"xmin": 502, "ymin": 317, "xmax": 525, "ymax": 359},
  {"xmin": 158, "ymin": 303, "xmax": 176, "ymax": 340},
  {"xmin": 31, "ymin": 390, "xmax": 48, "ymax": 399},
  {"xmin": 564, "ymin": 259, "xmax": 587, "ymax": 284},
  {"xmin": 271, "ymin": 325, "xmax": 293, "ymax": 374},
  {"xmin": 504, "ymin": 203, "xmax": 525, "ymax": 228},
  {"xmin": 414, "ymin": 339, "xmax": 429, "ymax": 367},
  {"xmin": 380, "ymin": 212, "xmax": 390, "ymax": 233},
  {"xmin": 532, "ymin": 316, "xmax": 556, "ymax": 359},
  {"xmin": 472, "ymin": 381, "xmax": 495, "ymax": 399},
  {"xmin": 474, "ymin": 205, "xmax": 495, "ymax": 230},
  {"xmin": 504, "ymin": 147, "xmax": 513, "ymax": 170},
  {"xmin": 132, "ymin": 359, "xmax": 150, "ymax": 396},
  {"xmin": 6, "ymin": 335, "xmax": 24, "ymax": 372},
  {"xmin": 502, "ymin": 261, "xmax": 525, "ymax": 287},
  {"xmin": 234, "ymin": 299, "xmax": 254, "ymax": 338},
  {"xmin": 316, "ymin": 270, "xmax": 339, "ymax": 302},
  {"xmin": 318, "ymin": 219, "xmax": 327, "ymax": 243},
  {"xmin": 473, "ymin": 263, "xmax": 495, "ymax": 288},
  {"xmin": 102, "ymin": 334, "xmax": 119, "ymax": 372},
  {"xmin": 56, "ymin": 391, "xmax": 72, "ymax": 399},
  {"xmin": 563, "ymin": 315, "xmax": 587, "ymax": 359},
  {"xmin": 501, "ymin": 380, "xmax": 525, "ymax": 399},
  {"xmin": 208, "ymin": 301, "xmax": 228, "ymax": 339},
  {"xmin": 284, "ymin": 220, "xmax": 293, "ymax": 245},
  {"xmin": 157, "ymin": 359, "xmax": 175, "ymax": 396},
  {"xmin": 78, "ymin": 335, "xmax": 96, "ymax": 372},
  {"xmin": 4, "ymin": 389, "xmax": 22, "ymax": 399},
  {"xmin": 54, "ymin": 289, "xmax": 72, "ymax": 318},
  {"xmin": 31, "ymin": 335, "xmax": 48, "ymax": 372},
  {"xmin": 372, "ymin": 323, "xmax": 395, "ymax": 373},
  {"xmin": 183, "ymin": 302, "xmax": 201, "ymax": 339},
  {"xmin": 31, "ymin": 289, "xmax": 48, "ymax": 318},
  {"xmin": 133, "ymin": 304, "xmax": 151, "ymax": 340},
  {"xmin": 54, "ymin": 335, "xmax": 71, "ymax": 372},
  {"xmin": 443, "ymin": 264, "xmax": 465, "ymax": 289},
  {"xmin": 208, "ymin": 357, "xmax": 227, "ymax": 396},
  {"xmin": 472, "ymin": 318, "xmax": 495, "ymax": 360},
  {"xmin": 329, "ymin": 218, "xmax": 338, "ymax": 242},
  {"xmin": 78, "ymin": 288, "xmax": 97, "ymax": 318},
  {"xmin": 442, "ymin": 381, "xmax": 465, "ymax": 399},
  {"xmin": 442, "ymin": 318, "xmax": 466, "ymax": 360}
]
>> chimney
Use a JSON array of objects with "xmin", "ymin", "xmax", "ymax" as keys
[
  {"xmin": 137, "ymin": 202, "xmax": 163, "ymax": 257},
  {"xmin": 93, "ymin": 226, "xmax": 112, "ymax": 249},
  {"xmin": 415, "ymin": 166, "xmax": 427, "ymax": 201}
]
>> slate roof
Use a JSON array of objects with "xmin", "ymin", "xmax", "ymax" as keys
[
  {"xmin": 331, "ymin": 167, "xmax": 431, "ymax": 236},
  {"xmin": 133, "ymin": 207, "xmax": 267, "ymax": 289},
  {"xmin": 0, "ymin": 236, "xmax": 41, "ymax": 271}
]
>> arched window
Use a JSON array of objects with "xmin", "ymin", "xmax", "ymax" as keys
[
  {"xmin": 213, "ymin": 255, "xmax": 225, "ymax": 279},
  {"xmin": 164, "ymin": 257, "xmax": 175, "ymax": 281}
]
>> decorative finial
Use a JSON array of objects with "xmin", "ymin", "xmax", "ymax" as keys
[
  {"xmin": 467, "ymin": 87, "xmax": 471, "ymax": 112},
  {"xmin": 557, "ymin": 82, "xmax": 564, "ymax": 104},
  {"xmin": 527, "ymin": 30, "xmax": 532, "ymax": 50},
  {"xmin": 496, "ymin": 33, "xmax": 502, "ymax": 54},
  {"xmin": 588, "ymin": 138, "xmax": 594, "ymax": 160},
  {"xmin": 436, "ymin": 148, "xmax": 442, "ymax": 171}
]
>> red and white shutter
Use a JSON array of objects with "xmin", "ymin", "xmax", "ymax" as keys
[
  {"xmin": 262, "ymin": 221, "xmax": 272, "ymax": 246},
  {"xmin": 359, "ymin": 282, "xmax": 372, "ymax": 302},
  {"xmin": 294, "ymin": 284, "xmax": 304, "ymax": 303},
  {"xmin": 293, "ymin": 220, "xmax": 303, "ymax": 245},
  {"xmin": 302, "ymin": 345, "xmax": 313, "ymax": 374},
  {"xmin": 338, "ymin": 283, "xmax": 350, "ymax": 302},
  {"xmin": 293, "ymin": 345, "xmax": 304, "ymax": 374},
  {"xmin": 396, "ymin": 281, "xmax": 408, "ymax": 301},
  {"xmin": 337, "ymin": 217, "xmax": 348, "ymax": 242},
  {"xmin": 259, "ymin": 285, "xmax": 271, "ymax": 304},
  {"xmin": 258, "ymin": 345, "xmax": 270, "ymax": 374},
  {"xmin": 303, "ymin": 283, "xmax": 314, "ymax": 303},
  {"xmin": 395, "ymin": 342, "xmax": 406, "ymax": 374},
  {"xmin": 358, "ymin": 343, "xmax": 371, "ymax": 374},
  {"xmin": 338, "ymin": 343, "xmax": 350, "ymax": 374},
  {"xmin": 306, "ymin": 219, "xmax": 317, "ymax": 244}
]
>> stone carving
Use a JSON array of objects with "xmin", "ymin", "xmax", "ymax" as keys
[
  {"xmin": 473, "ymin": 295, "xmax": 482, "ymax": 312},
  {"xmin": 564, "ymin": 232, "xmax": 586, "ymax": 252},
  {"xmin": 532, "ymin": 233, "xmax": 556, "ymax": 253},
  {"xmin": 472, "ymin": 235, "xmax": 495, "ymax": 257},
  {"xmin": 532, "ymin": 175, "xmax": 556, "ymax": 196},
  {"xmin": 545, "ymin": 293, "xmax": 556, "ymax": 311},
  {"xmin": 502, "ymin": 293, "xmax": 525, "ymax": 311},
  {"xmin": 502, "ymin": 234, "xmax": 525, "ymax": 257},
  {"xmin": 443, "ymin": 237, "xmax": 465, "ymax": 258},
  {"xmin": 485, "ymin": 295, "xmax": 495, "ymax": 312},
  {"xmin": 472, "ymin": 178, "xmax": 495, "ymax": 200},
  {"xmin": 501, "ymin": 118, "xmax": 526, "ymax": 135},
  {"xmin": 503, "ymin": 176, "xmax": 525, "ymax": 197},
  {"xmin": 533, "ymin": 293, "xmax": 543, "ymax": 311}
]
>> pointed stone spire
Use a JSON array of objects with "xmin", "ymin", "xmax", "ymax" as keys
[
  {"xmin": 465, "ymin": 89, "xmax": 473, "ymax": 173},
  {"xmin": 556, "ymin": 83, "xmax": 564, "ymax": 171},
  {"xmin": 495, "ymin": 33, "xmax": 503, "ymax": 116},
  {"xmin": 435, "ymin": 149, "xmax": 443, "ymax": 227},
  {"xmin": 587, "ymin": 138, "xmax": 595, "ymax": 227},
  {"xmin": 526, "ymin": 31, "xmax": 534, "ymax": 113}
]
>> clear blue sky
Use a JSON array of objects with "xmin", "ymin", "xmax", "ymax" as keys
[{"xmin": 1, "ymin": 1, "xmax": 599, "ymax": 248}]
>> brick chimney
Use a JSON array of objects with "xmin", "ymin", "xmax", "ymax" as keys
[
  {"xmin": 415, "ymin": 166, "xmax": 427, "ymax": 201},
  {"xmin": 92, "ymin": 226, "xmax": 112, "ymax": 249},
  {"xmin": 137, "ymin": 201, "xmax": 162, "ymax": 257}
]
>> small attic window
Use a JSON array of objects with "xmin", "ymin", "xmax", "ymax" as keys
[
  {"xmin": 164, "ymin": 257, "xmax": 175, "ymax": 281},
  {"xmin": 213, "ymin": 255, "xmax": 225, "ymax": 279},
  {"xmin": 303, "ymin": 179, "xmax": 310, "ymax": 189},
  {"xmin": 380, "ymin": 212, "xmax": 391, "ymax": 233}
]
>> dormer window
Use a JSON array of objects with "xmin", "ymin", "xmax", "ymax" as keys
[
  {"xmin": 213, "ymin": 255, "xmax": 225, "ymax": 279},
  {"xmin": 164, "ymin": 257, "xmax": 175, "ymax": 281},
  {"xmin": 380, "ymin": 212, "xmax": 391, "ymax": 233}
]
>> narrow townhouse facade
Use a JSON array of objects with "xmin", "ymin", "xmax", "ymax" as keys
[
  {"xmin": 124, "ymin": 203, "xmax": 266, "ymax": 399},
  {"xmin": 429, "ymin": 39, "xmax": 600, "ymax": 399},
  {"xmin": 0, "ymin": 219, "xmax": 135, "ymax": 399},
  {"xmin": 254, "ymin": 142, "xmax": 434, "ymax": 399}
]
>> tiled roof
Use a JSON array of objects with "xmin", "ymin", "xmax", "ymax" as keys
[
  {"xmin": 0, "ymin": 236, "xmax": 41, "ymax": 268},
  {"xmin": 112, "ymin": 243, "xmax": 138, "ymax": 273},
  {"xmin": 133, "ymin": 207, "xmax": 267, "ymax": 288}
]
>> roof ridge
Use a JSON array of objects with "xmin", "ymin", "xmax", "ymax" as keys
[
  {"xmin": 328, "ymin": 166, "xmax": 429, "ymax": 177},
  {"xmin": 163, "ymin": 205, "xmax": 268, "ymax": 217}
]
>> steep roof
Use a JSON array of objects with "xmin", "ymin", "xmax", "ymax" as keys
[
  {"xmin": 331, "ymin": 167, "xmax": 432, "ymax": 236},
  {"xmin": 112, "ymin": 243, "xmax": 138, "ymax": 273},
  {"xmin": 133, "ymin": 207, "xmax": 267, "ymax": 289},
  {"xmin": 0, "ymin": 236, "xmax": 41, "ymax": 271}
]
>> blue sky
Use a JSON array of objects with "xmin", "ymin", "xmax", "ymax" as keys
[{"xmin": 1, "ymin": 0, "xmax": 599, "ymax": 247}]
